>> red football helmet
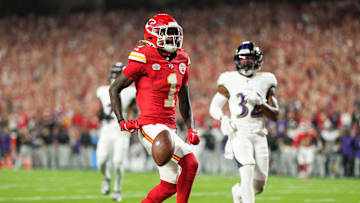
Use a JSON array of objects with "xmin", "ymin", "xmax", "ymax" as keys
[{"xmin": 143, "ymin": 13, "xmax": 183, "ymax": 53}]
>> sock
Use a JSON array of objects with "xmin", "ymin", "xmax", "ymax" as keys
[
  {"xmin": 240, "ymin": 165, "xmax": 255, "ymax": 203},
  {"xmin": 141, "ymin": 180, "xmax": 177, "ymax": 203},
  {"xmin": 176, "ymin": 153, "xmax": 199, "ymax": 203},
  {"xmin": 114, "ymin": 163, "xmax": 124, "ymax": 192}
]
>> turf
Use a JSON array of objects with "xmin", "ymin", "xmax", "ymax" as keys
[{"xmin": 0, "ymin": 170, "xmax": 359, "ymax": 203}]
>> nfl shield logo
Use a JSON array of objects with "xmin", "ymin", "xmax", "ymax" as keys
[
  {"xmin": 152, "ymin": 63, "xmax": 161, "ymax": 70},
  {"xmin": 179, "ymin": 63, "xmax": 186, "ymax": 74},
  {"xmin": 169, "ymin": 63, "xmax": 173, "ymax": 69}
]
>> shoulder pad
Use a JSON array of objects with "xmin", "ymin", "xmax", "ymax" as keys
[
  {"xmin": 217, "ymin": 71, "xmax": 233, "ymax": 86},
  {"xmin": 259, "ymin": 72, "xmax": 277, "ymax": 88},
  {"xmin": 96, "ymin": 86, "xmax": 108, "ymax": 98},
  {"xmin": 128, "ymin": 46, "xmax": 147, "ymax": 63}
]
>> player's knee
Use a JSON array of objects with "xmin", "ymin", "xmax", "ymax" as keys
[
  {"xmin": 152, "ymin": 130, "xmax": 174, "ymax": 166},
  {"xmin": 179, "ymin": 153, "xmax": 198, "ymax": 172},
  {"xmin": 97, "ymin": 155, "xmax": 107, "ymax": 166},
  {"xmin": 113, "ymin": 160, "xmax": 123, "ymax": 169},
  {"xmin": 161, "ymin": 180, "xmax": 177, "ymax": 195}
]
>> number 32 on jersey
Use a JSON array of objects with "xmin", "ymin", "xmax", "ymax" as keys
[{"xmin": 237, "ymin": 93, "xmax": 263, "ymax": 118}]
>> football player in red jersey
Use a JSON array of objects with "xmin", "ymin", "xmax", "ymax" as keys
[{"xmin": 109, "ymin": 13, "xmax": 200, "ymax": 203}]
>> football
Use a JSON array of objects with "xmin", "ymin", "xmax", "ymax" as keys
[{"xmin": 152, "ymin": 130, "xmax": 175, "ymax": 166}]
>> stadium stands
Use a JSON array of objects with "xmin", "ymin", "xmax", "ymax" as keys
[{"xmin": 0, "ymin": 0, "xmax": 359, "ymax": 177}]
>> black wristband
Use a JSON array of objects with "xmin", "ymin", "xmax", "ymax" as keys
[{"xmin": 118, "ymin": 119, "xmax": 124, "ymax": 124}]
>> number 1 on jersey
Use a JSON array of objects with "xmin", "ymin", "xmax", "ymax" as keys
[{"xmin": 164, "ymin": 73, "xmax": 177, "ymax": 107}]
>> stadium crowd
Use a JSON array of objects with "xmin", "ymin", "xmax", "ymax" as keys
[{"xmin": 1, "ymin": 0, "xmax": 360, "ymax": 177}]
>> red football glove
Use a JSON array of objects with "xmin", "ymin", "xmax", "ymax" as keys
[
  {"xmin": 187, "ymin": 129, "xmax": 200, "ymax": 145},
  {"xmin": 120, "ymin": 120, "xmax": 139, "ymax": 133}
]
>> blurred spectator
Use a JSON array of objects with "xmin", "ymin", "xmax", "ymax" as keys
[
  {"xmin": 80, "ymin": 128, "xmax": 93, "ymax": 169},
  {"xmin": 341, "ymin": 128, "xmax": 356, "ymax": 177},
  {"xmin": 0, "ymin": 0, "xmax": 360, "ymax": 177},
  {"xmin": 354, "ymin": 132, "xmax": 360, "ymax": 177}
]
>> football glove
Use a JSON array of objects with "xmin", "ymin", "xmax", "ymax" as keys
[
  {"xmin": 120, "ymin": 120, "xmax": 139, "ymax": 133},
  {"xmin": 220, "ymin": 115, "xmax": 235, "ymax": 136},
  {"xmin": 187, "ymin": 129, "xmax": 200, "ymax": 145}
]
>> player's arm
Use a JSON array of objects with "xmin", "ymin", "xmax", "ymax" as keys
[
  {"xmin": 209, "ymin": 85, "xmax": 229, "ymax": 120},
  {"xmin": 178, "ymin": 85, "xmax": 194, "ymax": 129},
  {"xmin": 179, "ymin": 84, "xmax": 201, "ymax": 145},
  {"xmin": 259, "ymin": 86, "xmax": 279, "ymax": 121},
  {"xmin": 97, "ymin": 99, "xmax": 108, "ymax": 121},
  {"xmin": 210, "ymin": 85, "xmax": 234, "ymax": 136},
  {"xmin": 109, "ymin": 74, "xmax": 133, "ymax": 123}
]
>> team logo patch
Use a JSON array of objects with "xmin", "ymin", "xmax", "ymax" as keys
[
  {"xmin": 179, "ymin": 63, "xmax": 186, "ymax": 74},
  {"xmin": 152, "ymin": 63, "xmax": 161, "ymax": 70}
]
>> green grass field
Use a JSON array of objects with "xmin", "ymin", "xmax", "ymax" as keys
[{"xmin": 0, "ymin": 170, "xmax": 359, "ymax": 203}]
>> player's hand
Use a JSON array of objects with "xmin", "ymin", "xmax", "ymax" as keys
[
  {"xmin": 220, "ymin": 115, "xmax": 235, "ymax": 136},
  {"xmin": 244, "ymin": 90, "xmax": 263, "ymax": 106},
  {"xmin": 187, "ymin": 129, "xmax": 200, "ymax": 145},
  {"xmin": 120, "ymin": 120, "xmax": 139, "ymax": 133}
]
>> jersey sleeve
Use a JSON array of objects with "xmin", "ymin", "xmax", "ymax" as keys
[
  {"xmin": 182, "ymin": 63, "xmax": 190, "ymax": 85},
  {"xmin": 217, "ymin": 72, "xmax": 228, "ymax": 87},
  {"xmin": 181, "ymin": 52, "xmax": 191, "ymax": 86},
  {"xmin": 96, "ymin": 86, "xmax": 103, "ymax": 99},
  {"xmin": 267, "ymin": 72, "xmax": 278, "ymax": 88},
  {"xmin": 123, "ymin": 47, "xmax": 147, "ymax": 81}
]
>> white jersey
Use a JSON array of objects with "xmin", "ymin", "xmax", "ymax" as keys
[
  {"xmin": 96, "ymin": 85, "xmax": 137, "ymax": 135},
  {"xmin": 217, "ymin": 71, "xmax": 277, "ymax": 134}
]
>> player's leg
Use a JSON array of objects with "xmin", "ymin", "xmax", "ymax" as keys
[
  {"xmin": 231, "ymin": 133, "xmax": 255, "ymax": 203},
  {"xmin": 96, "ymin": 134, "xmax": 112, "ymax": 195},
  {"xmin": 306, "ymin": 147, "xmax": 315, "ymax": 177},
  {"xmin": 297, "ymin": 147, "xmax": 307, "ymax": 180},
  {"xmin": 173, "ymin": 134, "xmax": 198, "ymax": 203},
  {"xmin": 253, "ymin": 135, "xmax": 269, "ymax": 195},
  {"xmin": 139, "ymin": 124, "xmax": 198, "ymax": 203},
  {"xmin": 139, "ymin": 125, "xmax": 178, "ymax": 202},
  {"xmin": 111, "ymin": 133, "xmax": 130, "ymax": 202}
]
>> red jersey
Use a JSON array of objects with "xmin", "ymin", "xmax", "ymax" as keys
[
  {"xmin": 293, "ymin": 129, "xmax": 316, "ymax": 148},
  {"xmin": 122, "ymin": 45, "xmax": 190, "ymax": 129}
]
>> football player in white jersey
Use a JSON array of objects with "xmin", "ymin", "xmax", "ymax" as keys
[
  {"xmin": 96, "ymin": 62, "xmax": 137, "ymax": 202},
  {"xmin": 209, "ymin": 41, "xmax": 279, "ymax": 203}
]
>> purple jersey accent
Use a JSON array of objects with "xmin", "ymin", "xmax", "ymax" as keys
[
  {"xmin": 0, "ymin": 133, "xmax": 11, "ymax": 152},
  {"xmin": 341, "ymin": 134, "xmax": 355, "ymax": 157},
  {"xmin": 355, "ymin": 136, "xmax": 360, "ymax": 159},
  {"xmin": 235, "ymin": 159, "xmax": 243, "ymax": 168}
]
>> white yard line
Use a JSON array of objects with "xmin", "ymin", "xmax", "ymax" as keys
[
  {"xmin": 0, "ymin": 193, "xmax": 285, "ymax": 201},
  {"xmin": 304, "ymin": 199, "xmax": 336, "ymax": 202}
]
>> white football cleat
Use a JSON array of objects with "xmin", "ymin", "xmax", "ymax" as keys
[
  {"xmin": 111, "ymin": 191, "xmax": 122, "ymax": 202},
  {"xmin": 232, "ymin": 183, "xmax": 242, "ymax": 203},
  {"xmin": 101, "ymin": 178, "xmax": 110, "ymax": 195}
]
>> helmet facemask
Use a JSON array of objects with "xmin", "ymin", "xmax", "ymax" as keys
[
  {"xmin": 235, "ymin": 55, "xmax": 256, "ymax": 76},
  {"xmin": 155, "ymin": 24, "xmax": 183, "ymax": 53}
]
